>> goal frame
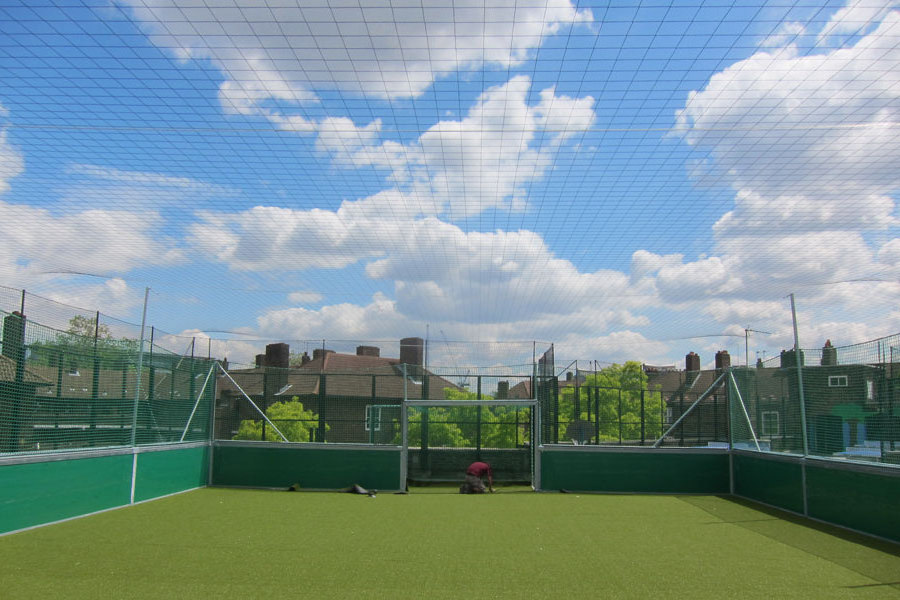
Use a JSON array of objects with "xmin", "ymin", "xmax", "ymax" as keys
[{"xmin": 400, "ymin": 398, "xmax": 540, "ymax": 490}]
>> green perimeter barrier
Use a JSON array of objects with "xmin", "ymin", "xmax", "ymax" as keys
[
  {"xmin": 133, "ymin": 445, "xmax": 209, "ymax": 503},
  {"xmin": 539, "ymin": 447, "xmax": 729, "ymax": 494},
  {"xmin": 0, "ymin": 443, "xmax": 209, "ymax": 535},
  {"xmin": 732, "ymin": 452, "xmax": 805, "ymax": 514},
  {"xmin": 211, "ymin": 441, "xmax": 402, "ymax": 491},
  {"xmin": 731, "ymin": 451, "xmax": 900, "ymax": 544},
  {"xmin": 806, "ymin": 460, "xmax": 900, "ymax": 543}
]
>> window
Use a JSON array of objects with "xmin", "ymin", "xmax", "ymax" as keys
[
  {"xmin": 828, "ymin": 375, "xmax": 848, "ymax": 387},
  {"xmin": 365, "ymin": 405, "xmax": 382, "ymax": 432},
  {"xmin": 761, "ymin": 411, "xmax": 779, "ymax": 436},
  {"xmin": 866, "ymin": 380, "xmax": 874, "ymax": 401}
]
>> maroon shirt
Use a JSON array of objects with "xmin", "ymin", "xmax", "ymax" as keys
[{"xmin": 466, "ymin": 461, "xmax": 493, "ymax": 481}]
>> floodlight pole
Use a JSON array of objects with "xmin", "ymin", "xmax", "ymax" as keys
[{"xmin": 131, "ymin": 287, "xmax": 149, "ymax": 446}]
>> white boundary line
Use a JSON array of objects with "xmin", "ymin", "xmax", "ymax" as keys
[{"xmin": 0, "ymin": 486, "xmax": 204, "ymax": 538}]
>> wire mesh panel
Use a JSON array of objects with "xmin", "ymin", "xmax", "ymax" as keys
[
  {"xmin": 0, "ymin": 308, "xmax": 215, "ymax": 454},
  {"xmin": 215, "ymin": 367, "xmax": 412, "ymax": 444},
  {"xmin": 730, "ymin": 360, "xmax": 900, "ymax": 464}
]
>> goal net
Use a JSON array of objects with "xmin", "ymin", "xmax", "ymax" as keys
[{"xmin": 399, "ymin": 400, "xmax": 537, "ymax": 485}]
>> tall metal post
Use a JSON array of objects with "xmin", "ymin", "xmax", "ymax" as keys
[
  {"xmin": 790, "ymin": 293, "xmax": 809, "ymax": 456},
  {"xmin": 400, "ymin": 364, "xmax": 408, "ymax": 490},
  {"xmin": 131, "ymin": 287, "xmax": 149, "ymax": 446}
]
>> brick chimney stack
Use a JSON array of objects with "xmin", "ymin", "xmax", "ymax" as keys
[
  {"xmin": 400, "ymin": 337, "xmax": 424, "ymax": 367},
  {"xmin": 685, "ymin": 352, "xmax": 700, "ymax": 372},
  {"xmin": 715, "ymin": 350, "xmax": 731, "ymax": 372},
  {"xmin": 821, "ymin": 339, "xmax": 837, "ymax": 366}
]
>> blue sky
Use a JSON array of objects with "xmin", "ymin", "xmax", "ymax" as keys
[{"xmin": 0, "ymin": 0, "xmax": 898, "ymax": 368}]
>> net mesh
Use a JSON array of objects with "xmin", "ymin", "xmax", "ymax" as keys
[
  {"xmin": 729, "ymin": 355, "xmax": 900, "ymax": 464},
  {"xmin": 0, "ymin": 308, "xmax": 215, "ymax": 454},
  {"xmin": 406, "ymin": 402, "xmax": 534, "ymax": 483}
]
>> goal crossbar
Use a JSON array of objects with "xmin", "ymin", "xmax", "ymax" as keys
[{"xmin": 405, "ymin": 399, "xmax": 537, "ymax": 408}]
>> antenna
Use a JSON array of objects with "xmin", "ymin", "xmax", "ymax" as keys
[{"xmin": 745, "ymin": 326, "xmax": 773, "ymax": 367}]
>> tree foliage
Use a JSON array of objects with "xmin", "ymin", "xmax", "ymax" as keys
[
  {"xmin": 29, "ymin": 315, "xmax": 139, "ymax": 369},
  {"xmin": 556, "ymin": 361, "xmax": 663, "ymax": 443},
  {"xmin": 392, "ymin": 386, "xmax": 530, "ymax": 448},
  {"xmin": 233, "ymin": 397, "xmax": 326, "ymax": 442}
]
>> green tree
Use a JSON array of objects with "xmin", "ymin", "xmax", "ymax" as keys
[
  {"xmin": 29, "ymin": 315, "xmax": 139, "ymax": 370},
  {"xmin": 557, "ymin": 361, "xmax": 662, "ymax": 443},
  {"xmin": 390, "ymin": 387, "xmax": 531, "ymax": 448},
  {"xmin": 233, "ymin": 397, "xmax": 326, "ymax": 442}
]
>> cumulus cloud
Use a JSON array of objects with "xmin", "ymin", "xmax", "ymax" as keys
[
  {"xmin": 122, "ymin": 0, "xmax": 592, "ymax": 105},
  {"xmin": 655, "ymin": 4, "xmax": 900, "ymax": 334},
  {"xmin": 311, "ymin": 76, "xmax": 596, "ymax": 216},
  {"xmin": 676, "ymin": 14, "xmax": 900, "ymax": 213},
  {"xmin": 192, "ymin": 200, "xmax": 647, "ymax": 324},
  {"xmin": 0, "ymin": 200, "xmax": 182, "ymax": 282},
  {"xmin": 38, "ymin": 278, "xmax": 144, "ymax": 321},
  {"xmin": 0, "ymin": 127, "xmax": 24, "ymax": 194},
  {"xmin": 760, "ymin": 22, "xmax": 807, "ymax": 48},
  {"xmin": 817, "ymin": 0, "xmax": 900, "ymax": 44}
]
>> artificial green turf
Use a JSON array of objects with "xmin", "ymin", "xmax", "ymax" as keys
[{"xmin": 1, "ymin": 487, "xmax": 899, "ymax": 599}]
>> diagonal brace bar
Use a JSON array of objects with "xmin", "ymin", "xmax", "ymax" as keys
[
  {"xmin": 216, "ymin": 362, "xmax": 289, "ymax": 442},
  {"xmin": 728, "ymin": 371, "xmax": 761, "ymax": 451},
  {"xmin": 653, "ymin": 371, "xmax": 726, "ymax": 448},
  {"xmin": 180, "ymin": 362, "xmax": 216, "ymax": 442}
]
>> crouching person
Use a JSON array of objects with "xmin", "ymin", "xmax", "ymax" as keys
[{"xmin": 460, "ymin": 461, "xmax": 494, "ymax": 494}]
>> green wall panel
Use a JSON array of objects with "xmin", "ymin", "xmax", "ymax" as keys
[
  {"xmin": 212, "ymin": 445, "xmax": 401, "ymax": 491},
  {"xmin": 732, "ymin": 454, "xmax": 804, "ymax": 514},
  {"xmin": 0, "ymin": 454, "xmax": 132, "ymax": 534},
  {"xmin": 134, "ymin": 446, "xmax": 209, "ymax": 503},
  {"xmin": 539, "ymin": 450, "xmax": 729, "ymax": 493},
  {"xmin": 806, "ymin": 464, "xmax": 900, "ymax": 543}
]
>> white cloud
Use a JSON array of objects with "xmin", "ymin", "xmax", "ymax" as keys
[
  {"xmin": 817, "ymin": 0, "xmax": 900, "ymax": 44},
  {"xmin": 676, "ymin": 12, "xmax": 900, "ymax": 218},
  {"xmin": 653, "ymin": 256, "xmax": 742, "ymax": 302},
  {"xmin": 328, "ymin": 76, "xmax": 596, "ymax": 216},
  {"xmin": 154, "ymin": 329, "xmax": 262, "ymax": 367},
  {"xmin": 760, "ymin": 21, "xmax": 806, "ymax": 48},
  {"xmin": 287, "ymin": 290, "xmax": 323, "ymax": 304},
  {"xmin": 0, "ymin": 127, "xmax": 24, "ymax": 194},
  {"xmin": 122, "ymin": 0, "xmax": 592, "ymax": 104},
  {"xmin": 66, "ymin": 163, "xmax": 234, "ymax": 195},
  {"xmin": 876, "ymin": 237, "xmax": 900, "ymax": 266},
  {"xmin": 257, "ymin": 292, "xmax": 408, "ymax": 341},
  {"xmin": 38, "ymin": 278, "xmax": 144, "ymax": 322},
  {"xmin": 0, "ymin": 200, "xmax": 183, "ymax": 282},
  {"xmin": 190, "ymin": 204, "xmax": 393, "ymax": 271},
  {"xmin": 655, "ymin": 6, "xmax": 900, "ymax": 327}
]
